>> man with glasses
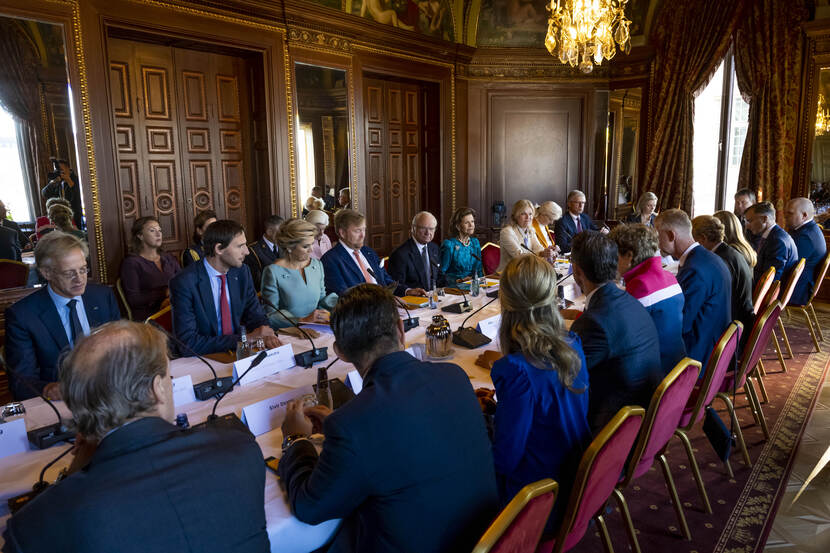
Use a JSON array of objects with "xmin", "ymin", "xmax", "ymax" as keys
[
  {"xmin": 554, "ymin": 190, "xmax": 608, "ymax": 253},
  {"xmin": 4, "ymin": 232, "xmax": 120, "ymax": 400},
  {"xmin": 388, "ymin": 211, "xmax": 446, "ymax": 292}
]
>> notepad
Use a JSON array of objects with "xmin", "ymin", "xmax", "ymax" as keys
[{"xmin": 400, "ymin": 296, "xmax": 429, "ymax": 308}]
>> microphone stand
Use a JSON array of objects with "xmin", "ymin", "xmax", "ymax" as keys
[
  {"xmin": 260, "ymin": 296, "xmax": 328, "ymax": 367},
  {"xmin": 146, "ymin": 320, "xmax": 235, "ymax": 401},
  {"xmin": 4, "ymin": 365, "xmax": 74, "ymax": 449},
  {"xmin": 7, "ymin": 444, "xmax": 74, "ymax": 515},
  {"xmin": 452, "ymin": 296, "xmax": 499, "ymax": 349},
  {"xmin": 367, "ymin": 268, "xmax": 419, "ymax": 331}
]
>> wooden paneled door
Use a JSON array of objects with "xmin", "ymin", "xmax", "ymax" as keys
[
  {"xmin": 364, "ymin": 77, "xmax": 423, "ymax": 256},
  {"xmin": 108, "ymin": 38, "xmax": 251, "ymax": 252}
]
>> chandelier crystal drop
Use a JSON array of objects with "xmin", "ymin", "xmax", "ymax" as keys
[{"xmin": 545, "ymin": 0, "xmax": 632, "ymax": 74}]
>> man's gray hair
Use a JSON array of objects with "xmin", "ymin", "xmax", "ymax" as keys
[
  {"xmin": 567, "ymin": 190, "xmax": 586, "ymax": 202},
  {"xmin": 34, "ymin": 231, "xmax": 88, "ymax": 270}
]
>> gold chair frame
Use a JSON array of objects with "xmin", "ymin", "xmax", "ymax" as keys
[
  {"xmin": 115, "ymin": 277, "xmax": 133, "ymax": 321},
  {"xmin": 145, "ymin": 304, "xmax": 172, "ymax": 326},
  {"xmin": 772, "ymin": 258, "xmax": 805, "ymax": 362},
  {"xmin": 786, "ymin": 252, "xmax": 830, "ymax": 353}
]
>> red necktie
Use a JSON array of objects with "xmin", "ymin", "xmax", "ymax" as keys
[
  {"xmin": 218, "ymin": 274, "xmax": 233, "ymax": 335},
  {"xmin": 353, "ymin": 250, "xmax": 373, "ymax": 283}
]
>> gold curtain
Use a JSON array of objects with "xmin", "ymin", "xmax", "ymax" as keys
[
  {"xmin": 643, "ymin": 0, "xmax": 746, "ymax": 213},
  {"xmin": 734, "ymin": 0, "xmax": 810, "ymax": 210}
]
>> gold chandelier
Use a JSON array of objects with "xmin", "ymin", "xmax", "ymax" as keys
[
  {"xmin": 817, "ymin": 94, "xmax": 830, "ymax": 136},
  {"xmin": 545, "ymin": 0, "xmax": 632, "ymax": 74}
]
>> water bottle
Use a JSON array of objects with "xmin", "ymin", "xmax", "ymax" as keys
[
  {"xmin": 316, "ymin": 366, "xmax": 333, "ymax": 409},
  {"xmin": 471, "ymin": 269, "xmax": 480, "ymax": 297},
  {"xmin": 236, "ymin": 326, "xmax": 250, "ymax": 360}
]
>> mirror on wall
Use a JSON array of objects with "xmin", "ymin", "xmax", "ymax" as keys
[
  {"xmin": 608, "ymin": 87, "xmax": 642, "ymax": 217},
  {"xmin": 811, "ymin": 68, "xmax": 830, "ymax": 206},
  {"xmin": 293, "ymin": 62, "xmax": 350, "ymax": 214},
  {"xmin": 0, "ymin": 14, "xmax": 83, "ymax": 289}
]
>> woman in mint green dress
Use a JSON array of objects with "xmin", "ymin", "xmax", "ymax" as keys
[{"xmin": 262, "ymin": 218, "xmax": 337, "ymax": 328}]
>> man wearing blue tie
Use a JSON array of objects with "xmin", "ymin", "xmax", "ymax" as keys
[
  {"xmin": 785, "ymin": 197, "xmax": 827, "ymax": 306},
  {"xmin": 169, "ymin": 219, "xmax": 280, "ymax": 355},
  {"xmin": 745, "ymin": 201, "xmax": 799, "ymax": 285},
  {"xmin": 4, "ymin": 232, "xmax": 120, "ymax": 400}
]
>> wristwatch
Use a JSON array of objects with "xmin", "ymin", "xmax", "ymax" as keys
[{"xmin": 281, "ymin": 433, "xmax": 308, "ymax": 452}]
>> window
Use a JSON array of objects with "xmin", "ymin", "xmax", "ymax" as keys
[
  {"xmin": 0, "ymin": 106, "xmax": 33, "ymax": 222},
  {"xmin": 296, "ymin": 120, "xmax": 316, "ymax": 210},
  {"xmin": 692, "ymin": 52, "xmax": 749, "ymax": 216}
]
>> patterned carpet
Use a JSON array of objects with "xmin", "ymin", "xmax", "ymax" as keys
[{"xmin": 566, "ymin": 308, "xmax": 830, "ymax": 553}]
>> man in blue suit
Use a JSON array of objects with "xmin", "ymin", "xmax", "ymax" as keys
[
  {"xmin": 656, "ymin": 209, "xmax": 732, "ymax": 368},
  {"xmin": 321, "ymin": 209, "xmax": 425, "ymax": 297},
  {"xmin": 243, "ymin": 214, "xmax": 283, "ymax": 292},
  {"xmin": 169, "ymin": 219, "xmax": 280, "ymax": 355},
  {"xmin": 785, "ymin": 197, "xmax": 827, "ymax": 306},
  {"xmin": 746, "ymin": 201, "xmax": 799, "ymax": 285},
  {"xmin": 553, "ymin": 190, "xmax": 607, "ymax": 253},
  {"xmin": 388, "ymin": 211, "xmax": 447, "ymax": 291},
  {"xmin": 569, "ymin": 231, "xmax": 662, "ymax": 433},
  {"xmin": 277, "ymin": 284, "xmax": 498, "ymax": 553},
  {"xmin": 4, "ymin": 232, "xmax": 120, "ymax": 400}
]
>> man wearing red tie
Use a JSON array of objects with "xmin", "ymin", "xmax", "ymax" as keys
[
  {"xmin": 169, "ymin": 219, "xmax": 280, "ymax": 355},
  {"xmin": 321, "ymin": 209, "xmax": 425, "ymax": 297}
]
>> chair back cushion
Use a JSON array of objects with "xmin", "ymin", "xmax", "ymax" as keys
[
  {"xmin": 482, "ymin": 242, "xmax": 500, "ymax": 275},
  {"xmin": 735, "ymin": 303, "xmax": 780, "ymax": 390},
  {"xmin": 488, "ymin": 492, "xmax": 556, "ymax": 553},
  {"xmin": 560, "ymin": 408, "xmax": 644, "ymax": 552},
  {"xmin": 679, "ymin": 323, "xmax": 739, "ymax": 428},
  {"xmin": 631, "ymin": 360, "xmax": 700, "ymax": 479},
  {"xmin": 779, "ymin": 258, "xmax": 805, "ymax": 309},
  {"xmin": 0, "ymin": 260, "xmax": 28, "ymax": 289},
  {"xmin": 147, "ymin": 306, "xmax": 173, "ymax": 333}
]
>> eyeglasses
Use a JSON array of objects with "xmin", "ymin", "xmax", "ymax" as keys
[
  {"xmin": 55, "ymin": 266, "xmax": 89, "ymax": 279},
  {"xmin": 415, "ymin": 226, "xmax": 436, "ymax": 232}
]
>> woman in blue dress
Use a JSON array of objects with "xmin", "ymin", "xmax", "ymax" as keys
[
  {"xmin": 489, "ymin": 254, "xmax": 591, "ymax": 535},
  {"xmin": 261, "ymin": 218, "xmax": 337, "ymax": 328},
  {"xmin": 440, "ymin": 207, "xmax": 483, "ymax": 283}
]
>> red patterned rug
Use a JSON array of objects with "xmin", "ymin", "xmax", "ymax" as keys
[{"xmin": 566, "ymin": 312, "xmax": 830, "ymax": 553}]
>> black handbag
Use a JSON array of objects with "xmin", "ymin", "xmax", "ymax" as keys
[{"xmin": 703, "ymin": 406, "xmax": 735, "ymax": 462}]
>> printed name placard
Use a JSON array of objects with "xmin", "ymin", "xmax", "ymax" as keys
[
  {"xmin": 172, "ymin": 375, "xmax": 197, "ymax": 407},
  {"xmin": 240, "ymin": 385, "xmax": 315, "ymax": 436},
  {"xmin": 0, "ymin": 418, "xmax": 29, "ymax": 459},
  {"xmin": 232, "ymin": 344, "xmax": 295, "ymax": 386},
  {"xmin": 476, "ymin": 314, "xmax": 502, "ymax": 341},
  {"xmin": 347, "ymin": 370, "xmax": 363, "ymax": 395}
]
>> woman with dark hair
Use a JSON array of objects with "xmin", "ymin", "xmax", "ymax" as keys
[
  {"xmin": 119, "ymin": 216, "xmax": 181, "ymax": 321},
  {"xmin": 181, "ymin": 210, "xmax": 217, "ymax": 267},
  {"xmin": 480, "ymin": 255, "xmax": 590, "ymax": 534},
  {"xmin": 440, "ymin": 207, "xmax": 482, "ymax": 283}
]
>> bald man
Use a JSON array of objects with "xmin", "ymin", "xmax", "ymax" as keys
[
  {"xmin": 388, "ymin": 211, "xmax": 446, "ymax": 292},
  {"xmin": 786, "ymin": 197, "xmax": 827, "ymax": 306}
]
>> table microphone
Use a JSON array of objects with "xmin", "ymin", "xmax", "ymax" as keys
[
  {"xmin": 7, "ymin": 444, "xmax": 74, "ymax": 514},
  {"xmin": 260, "ymin": 296, "xmax": 328, "ymax": 367},
  {"xmin": 146, "ymin": 320, "xmax": 234, "ymax": 401},
  {"xmin": 208, "ymin": 350, "xmax": 268, "ymax": 421},
  {"xmin": 452, "ymin": 296, "xmax": 498, "ymax": 349},
  {"xmin": 442, "ymin": 286, "xmax": 472, "ymax": 314},
  {"xmin": 367, "ymin": 268, "xmax": 419, "ymax": 331},
  {"xmin": 3, "ymin": 366, "xmax": 74, "ymax": 449}
]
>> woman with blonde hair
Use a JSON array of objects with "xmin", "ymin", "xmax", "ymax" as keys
[
  {"xmin": 532, "ymin": 201, "xmax": 562, "ymax": 251},
  {"xmin": 488, "ymin": 254, "xmax": 590, "ymax": 534},
  {"xmin": 262, "ymin": 218, "xmax": 337, "ymax": 328},
  {"xmin": 497, "ymin": 199, "xmax": 554, "ymax": 272},
  {"xmin": 48, "ymin": 203, "xmax": 86, "ymax": 241},
  {"xmin": 714, "ymin": 210, "xmax": 757, "ymax": 268},
  {"xmin": 625, "ymin": 191, "xmax": 658, "ymax": 226}
]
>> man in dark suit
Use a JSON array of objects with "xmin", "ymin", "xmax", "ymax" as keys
[
  {"xmin": 169, "ymin": 219, "xmax": 280, "ymax": 355},
  {"xmin": 569, "ymin": 231, "xmax": 662, "ymax": 433},
  {"xmin": 693, "ymin": 215, "xmax": 754, "ymax": 344},
  {"xmin": 388, "ymin": 211, "xmax": 447, "ymax": 291},
  {"xmin": 277, "ymin": 284, "xmax": 498, "ymax": 553},
  {"xmin": 321, "ymin": 209, "xmax": 425, "ymax": 297},
  {"xmin": 656, "ymin": 209, "xmax": 732, "ymax": 368},
  {"xmin": 734, "ymin": 188, "xmax": 760, "ymax": 247},
  {"xmin": 0, "ymin": 224, "xmax": 20, "ymax": 261},
  {"xmin": 244, "ymin": 214, "xmax": 284, "ymax": 292},
  {"xmin": 40, "ymin": 160, "xmax": 84, "ymax": 230},
  {"xmin": 4, "ymin": 232, "xmax": 120, "ymax": 400},
  {"xmin": 0, "ymin": 200, "xmax": 30, "ymax": 250},
  {"xmin": 553, "ymin": 190, "xmax": 607, "ymax": 253},
  {"xmin": 785, "ymin": 197, "xmax": 827, "ymax": 306},
  {"xmin": 745, "ymin": 201, "xmax": 799, "ymax": 284},
  {"xmin": 2, "ymin": 321, "xmax": 270, "ymax": 553}
]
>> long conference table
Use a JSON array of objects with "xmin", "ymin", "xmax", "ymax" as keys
[{"xmin": 2, "ymin": 280, "xmax": 579, "ymax": 552}]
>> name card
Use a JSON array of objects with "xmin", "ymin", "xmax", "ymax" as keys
[
  {"xmin": 240, "ymin": 385, "xmax": 314, "ymax": 437},
  {"xmin": 0, "ymin": 418, "xmax": 29, "ymax": 459},
  {"xmin": 405, "ymin": 343, "xmax": 426, "ymax": 361},
  {"xmin": 476, "ymin": 314, "xmax": 502, "ymax": 341},
  {"xmin": 347, "ymin": 370, "xmax": 363, "ymax": 394},
  {"xmin": 172, "ymin": 375, "xmax": 197, "ymax": 407},
  {"xmin": 232, "ymin": 344, "xmax": 295, "ymax": 386}
]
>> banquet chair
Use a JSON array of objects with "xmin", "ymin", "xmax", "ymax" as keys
[
  {"xmin": 786, "ymin": 251, "xmax": 830, "ymax": 353},
  {"xmin": 481, "ymin": 242, "xmax": 501, "ymax": 275},
  {"xmin": 756, "ymin": 280, "xmax": 785, "ymax": 378},
  {"xmin": 472, "ymin": 479, "xmax": 558, "ymax": 553},
  {"xmin": 0, "ymin": 260, "xmax": 29, "ymax": 289},
  {"xmin": 115, "ymin": 278, "xmax": 133, "ymax": 321},
  {"xmin": 673, "ymin": 322, "xmax": 745, "ymax": 520},
  {"xmin": 752, "ymin": 266, "xmax": 776, "ymax": 316},
  {"xmin": 537, "ymin": 406, "xmax": 646, "ymax": 553},
  {"xmin": 145, "ymin": 305, "xmax": 173, "ymax": 333},
  {"xmin": 721, "ymin": 302, "xmax": 782, "ymax": 441},
  {"xmin": 614, "ymin": 358, "xmax": 702, "ymax": 551},
  {"xmin": 773, "ymin": 258, "xmax": 805, "ymax": 361}
]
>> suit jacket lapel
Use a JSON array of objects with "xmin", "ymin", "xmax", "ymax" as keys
[
  {"xmin": 196, "ymin": 262, "xmax": 219, "ymax": 335},
  {"xmin": 37, "ymin": 289, "xmax": 70, "ymax": 351},
  {"xmin": 83, "ymin": 290, "xmax": 104, "ymax": 327}
]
